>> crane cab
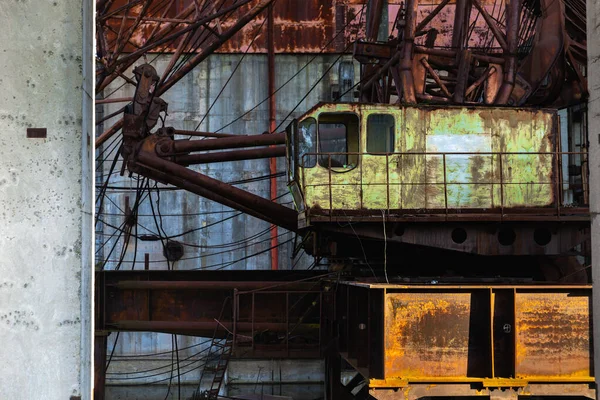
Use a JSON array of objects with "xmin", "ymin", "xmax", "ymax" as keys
[{"xmin": 285, "ymin": 103, "xmax": 589, "ymax": 256}]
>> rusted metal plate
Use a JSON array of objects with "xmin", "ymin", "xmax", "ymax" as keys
[
  {"xmin": 103, "ymin": 0, "xmax": 515, "ymax": 54},
  {"xmin": 26, "ymin": 128, "xmax": 47, "ymax": 138},
  {"xmin": 515, "ymin": 291, "xmax": 592, "ymax": 378},
  {"xmin": 380, "ymin": 287, "xmax": 593, "ymax": 382},
  {"xmin": 384, "ymin": 292, "xmax": 479, "ymax": 378},
  {"xmin": 98, "ymin": 270, "xmax": 325, "ymax": 356},
  {"xmin": 102, "ymin": 0, "xmax": 348, "ymax": 53}
]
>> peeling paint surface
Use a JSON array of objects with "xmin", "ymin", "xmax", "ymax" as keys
[{"xmin": 299, "ymin": 103, "xmax": 556, "ymax": 212}]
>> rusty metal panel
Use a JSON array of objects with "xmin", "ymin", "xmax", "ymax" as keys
[
  {"xmin": 515, "ymin": 291, "xmax": 592, "ymax": 378},
  {"xmin": 380, "ymin": 286, "xmax": 593, "ymax": 383},
  {"xmin": 384, "ymin": 292, "xmax": 477, "ymax": 378},
  {"xmin": 300, "ymin": 103, "xmax": 557, "ymax": 213},
  {"xmin": 102, "ymin": 0, "xmax": 347, "ymax": 53}
]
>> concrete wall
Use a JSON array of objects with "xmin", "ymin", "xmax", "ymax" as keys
[
  {"xmin": 586, "ymin": 0, "xmax": 600, "ymax": 391},
  {"xmin": 0, "ymin": 1, "xmax": 92, "ymax": 399},
  {"xmin": 105, "ymin": 358, "xmax": 324, "ymax": 400}
]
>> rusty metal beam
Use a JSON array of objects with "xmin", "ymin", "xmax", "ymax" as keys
[
  {"xmin": 133, "ymin": 161, "xmax": 293, "ymax": 230},
  {"xmin": 172, "ymin": 129, "xmax": 245, "ymax": 138},
  {"xmin": 97, "ymin": 270, "xmax": 327, "ymax": 348},
  {"xmin": 110, "ymin": 280, "xmax": 315, "ymax": 291},
  {"xmin": 134, "ymin": 144, "xmax": 297, "ymax": 231},
  {"xmin": 267, "ymin": 2, "xmax": 279, "ymax": 270},
  {"xmin": 94, "ymin": 332, "xmax": 108, "ymax": 400},
  {"xmin": 415, "ymin": 0, "xmax": 451, "ymax": 33},
  {"xmin": 366, "ymin": 0, "xmax": 385, "ymax": 41},
  {"xmin": 472, "ymin": 0, "xmax": 509, "ymax": 51},
  {"xmin": 96, "ymin": 0, "xmax": 273, "ymax": 148},
  {"xmin": 175, "ymin": 146, "xmax": 286, "ymax": 165},
  {"xmin": 494, "ymin": 0, "xmax": 520, "ymax": 104},
  {"xmin": 420, "ymin": 58, "xmax": 451, "ymax": 98},
  {"xmin": 113, "ymin": 0, "xmax": 256, "ymax": 68},
  {"xmin": 170, "ymin": 132, "xmax": 286, "ymax": 154},
  {"xmin": 399, "ymin": 0, "xmax": 418, "ymax": 103},
  {"xmin": 157, "ymin": 0, "xmax": 273, "ymax": 96},
  {"xmin": 96, "ymin": 3, "xmax": 196, "ymax": 92}
]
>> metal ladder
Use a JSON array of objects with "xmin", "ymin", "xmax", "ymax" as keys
[
  {"xmin": 192, "ymin": 298, "xmax": 234, "ymax": 400},
  {"xmin": 204, "ymin": 334, "xmax": 233, "ymax": 399}
]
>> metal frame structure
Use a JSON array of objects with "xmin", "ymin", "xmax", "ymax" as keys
[
  {"xmin": 329, "ymin": 281, "xmax": 595, "ymax": 400},
  {"xmin": 356, "ymin": 0, "xmax": 587, "ymax": 107},
  {"xmin": 94, "ymin": 1, "xmax": 592, "ymax": 399}
]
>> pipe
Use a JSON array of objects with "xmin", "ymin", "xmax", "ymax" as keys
[
  {"xmin": 172, "ymin": 130, "xmax": 245, "ymax": 138},
  {"xmin": 495, "ymin": 0, "xmax": 520, "ymax": 104},
  {"xmin": 95, "ymin": 97, "xmax": 133, "ymax": 105},
  {"xmin": 267, "ymin": 2, "xmax": 279, "ymax": 271},
  {"xmin": 366, "ymin": 0, "xmax": 385, "ymax": 41},
  {"xmin": 175, "ymin": 146, "xmax": 286, "ymax": 165},
  {"xmin": 399, "ymin": 0, "xmax": 418, "ymax": 103},
  {"xmin": 96, "ymin": 118, "xmax": 124, "ymax": 147},
  {"xmin": 135, "ymin": 149, "xmax": 297, "ymax": 231},
  {"xmin": 133, "ymin": 162, "xmax": 283, "ymax": 226},
  {"xmin": 171, "ymin": 132, "xmax": 286, "ymax": 154}
]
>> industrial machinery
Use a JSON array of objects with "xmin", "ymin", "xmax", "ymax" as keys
[{"xmin": 95, "ymin": 0, "xmax": 592, "ymax": 399}]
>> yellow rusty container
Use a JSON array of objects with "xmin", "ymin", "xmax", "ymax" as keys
[
  {"xmin": 337, "ymin": 282, "xmax": 593, "ymax": 389},
  {"xmin": 294, "ymin": 103, "xmax": 557, "ymax": 213}
]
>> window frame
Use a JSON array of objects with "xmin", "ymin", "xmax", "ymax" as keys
[
  {"xmin": 317, "ymin": 112, "xmax": 360, "ymax": 171},
  {"xmin": 297, "ymin": 117, "xmax": 317, "ymax": 169},
  {"xmin": 366, "ymin": 113, "xmax": 396, "ymax": 155}
]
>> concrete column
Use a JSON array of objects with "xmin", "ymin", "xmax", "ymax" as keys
[
  {"xmin": 587, "ymin": 0, "xmax": 600, "ymax": 393},
  {"xmin": 0, "ymin": 1, "xmax": 92, "ymax": 399}
]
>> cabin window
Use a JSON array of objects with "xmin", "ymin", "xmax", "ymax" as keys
[
  {"xmin": 367, "ymin": 114, "xmax": 395, "ymax": 153},
  {"xmin": 318, "ymin": 112, "xmax": 359, "ymax": 169},
  {"xmin": 298, "ymin": 117, "xmax": 317, "ymax": 168}
]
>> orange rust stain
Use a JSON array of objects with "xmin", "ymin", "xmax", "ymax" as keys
[
  {"xmin": 514, "ymin": 292, "xmax": 592, "ymax": 378},
  {"xmin": 384, "ymin": 293, "xmax": 473, "ymax": 379}
]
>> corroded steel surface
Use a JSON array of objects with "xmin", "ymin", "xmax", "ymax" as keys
[
  {"xmin": 100, "ymin": 0, "xmax": 513, "ymax": 54},
  {"xmin": 384, "ymin": 292, "xmax": 475, "ymax": 377},
  {"xmin": 380, "ymin": 287, "xmax": 593, "ymax": 382},
  {"xmin": 515, "ymin": 291, "xmax": 591, "ymax": 378},
  {"xmin": 102, "ymin": 0, "xmax": 344, "ymax": 53},
  {"xmin": 298, "ymin": 103, "xmax": 556, "ymax": 212}
]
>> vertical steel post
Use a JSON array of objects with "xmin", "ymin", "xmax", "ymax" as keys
[
  {"xmin": 94, "ymin": 331, "xmax": 108, "ymax": 400},
  {"xmin": 586, "ymin": 1, "xmax": 600, "ymax": 389},
  {"xmin": 400, "ymin": 0, "xmax": 418, "ymax": 103},
  {"xmin": 495, "ymin": 0, "xmax": 520, "ymax": 104},
  {"xmin": 267, "ymin": 3, "xmax": 279, "ymax": 270}
]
